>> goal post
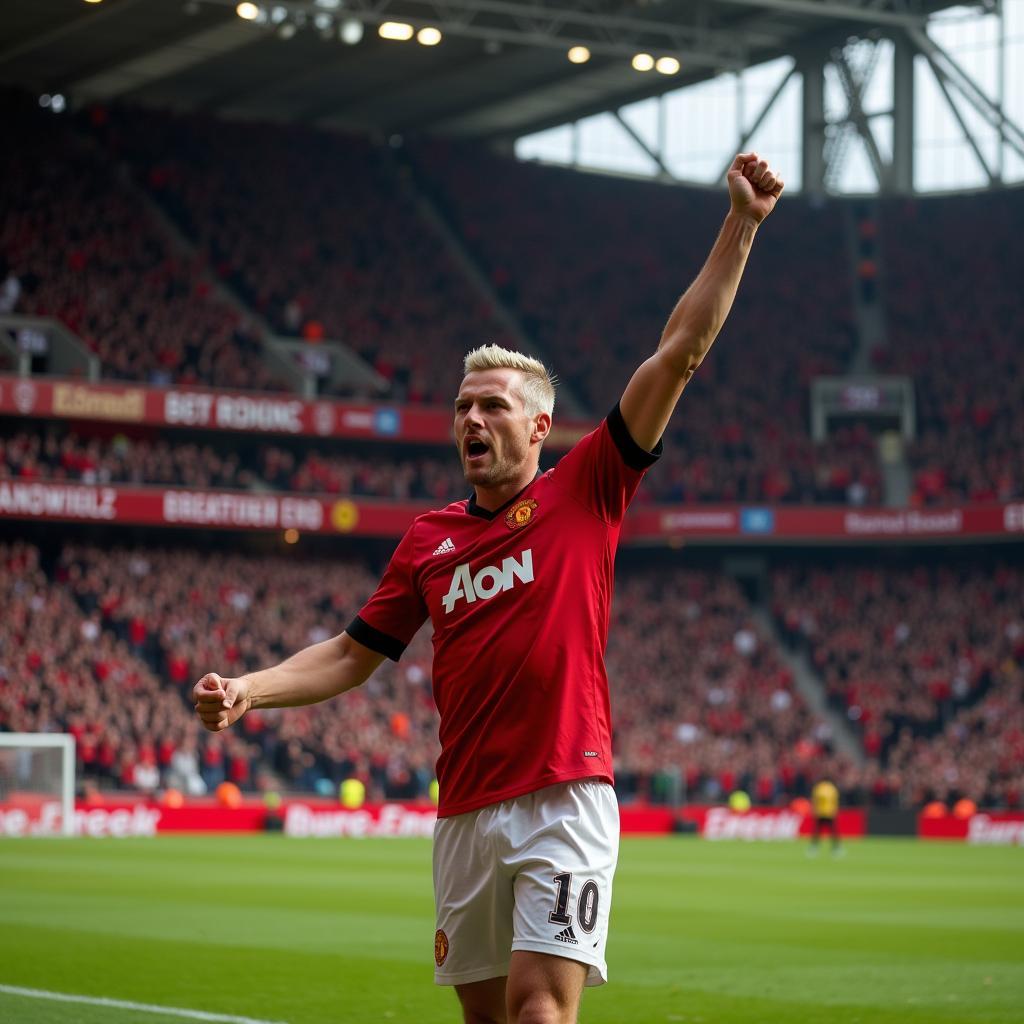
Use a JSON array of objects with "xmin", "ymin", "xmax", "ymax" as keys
[{"xmin": 0, "ymin": 733, "xmax": 75, "ymax": 837}]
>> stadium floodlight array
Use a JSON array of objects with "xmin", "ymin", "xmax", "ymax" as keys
[{"xmin": 0, "ymin": 734, "xmax": 75, "ymax": 838}]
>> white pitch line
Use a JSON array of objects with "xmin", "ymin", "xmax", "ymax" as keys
[{"xmin": 0, "ymin": 984, "xmax": 289, "ymax": 1024}]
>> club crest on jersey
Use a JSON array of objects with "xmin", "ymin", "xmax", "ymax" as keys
[
  {"xmin": 434, "ymin": 929, "xmax": 449, "ymax": 966},
  {"xmin": 506, "ymin": 498, "xmax": 538, "ymax": 530}
]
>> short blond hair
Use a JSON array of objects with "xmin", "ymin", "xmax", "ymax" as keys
[{"xmin": 463, "ymin": 344, "xmax": 557, "ymax": 418}]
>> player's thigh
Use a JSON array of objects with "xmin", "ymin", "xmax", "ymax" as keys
[
  {"xmin": 507, "ymin": 780, "xmax": 619, "ymax": 986},
  {"xmin": 456, "ymin": 975, "xmax": 508, "ymax": 1024},
  {"xmin": 506, "ymin": 950, "xmax": 587, "ymax": 1024},
  {"xmin": 434, "ymin": 810, "xmax": 515, "ymax": 986}
]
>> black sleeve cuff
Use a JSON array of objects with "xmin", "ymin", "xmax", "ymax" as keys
[
  {"xmin": 607, "ymin": 402, "xmax": 663, "ymax": 471},
  {"xmin": 346, "ymin": 615, "xmax": 407, "ymax": 662}
]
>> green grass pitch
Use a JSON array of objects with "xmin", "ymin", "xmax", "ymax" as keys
[{"xmin": 0, "ymin": 836, "xmax": 1021, "ymax": 1023}]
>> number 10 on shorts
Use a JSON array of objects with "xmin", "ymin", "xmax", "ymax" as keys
[{"xmin": 548, "ymin": 872, "xmax": 600, "ymax": 933}]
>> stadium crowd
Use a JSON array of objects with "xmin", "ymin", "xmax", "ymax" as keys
[
  {"xmin": 5, "ymin": 96, "xmax": 1024, "ymax": 510},
  {"xmin": 3, "ymin": 538, "xmax": 869, "ymax": 806},
  {"xmin": 0, "ymin": 427, "xmax": 467, "ymax": 502},
  {"xmin": 0, "ymin": 423, "xmax": 882, "ymax": 506},
  {"xmin": 92, "ymin": 107, "xmax": 513, "ymax": 404},
  {"xmin": 83, "ymin": 109, "xmax": 882, "ymax": 505},
  {"xmin": 0, "ymin": 540, "xmax": 438, "ymax": 800},
  {"xmin": 772, "ymin": 561, "xmax": 1024, "ymax": 808},
  {"xmin": 0, "ymin": 92, "xmax": 282, "ymax": 393},
  {"xmin": 878, "ymin": 192, "xmax": 1024, "ymax": 504},
  {"xmin": 606, "ymin": 567, "xmax": 857, "ymax": 804},
  {"xmin": 4, "ymin": 536, "xmax": 1019, "ymax": 808},
  {"xmin": 410, "ymin": 141, "xmax": 883, "ymax": 507}
]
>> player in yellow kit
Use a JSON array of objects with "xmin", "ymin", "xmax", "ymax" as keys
[{"xmin": 809, "ymin": 779, "xmax": 842, "ymax": 856}]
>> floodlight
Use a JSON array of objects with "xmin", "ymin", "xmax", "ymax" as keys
[
  {"xmin": 340, "ymin": 18, "xmax": 364, "ymax": 44},
  {"xmin": 567, "ymin": 46, "xmax": 590, "ymax": 64},
  {"xmin": 379, "ymin": 21, "xmax": 414, "ymax": 40},
  {"xmin": 632, "ymin": 53, "xmax": 654, "ymax": 72},
  {"xmin": 656, "ymin": 56, "xmax": 680, "ymax": 75},
  {"xmin": 417, "ymin": 27, "xmax": 442, "ymax": 46}
]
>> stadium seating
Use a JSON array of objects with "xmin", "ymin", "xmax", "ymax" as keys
[
  {"xmin": 0, "ymin": 92, "xmax": 283, "ymax": 392},
  {"xmin": 0, "ymin": 540, "xmax": 440, "ymax": 800},
  {"xmin": 87, "ymin": 111, "xmax": 883, "ymax": 506},
  {"xmin": 0, "ymin": 426, "xmax": 467, "ymax": 502},
  {"xmin": 411, "ymin": 141, "xmax": 879, "ymax": 506},
  {"xmin": 771, "ymin": 560, "xmax": 1023, "ymax": 807},
  {"xmin": 93, "ymin": 107, "xmax": 513, "ymax": 403},
  {"xmin": 0, "ymin": 422, "xmax": 881, "ymax": 506},
  {"xmin": 607, "ymin": 567, "xmax": 856, "ymax": 804},
  {"xmin": 4, "ymin": 94, "xmax": 1023, "ymax": 508},
  {"xmin": 4, "ymin": 538, "xmax": 867, "ymax": 805},
  {"xmin": 877, "ymin": 192, "xmax": 1024, "ymax": 504}
]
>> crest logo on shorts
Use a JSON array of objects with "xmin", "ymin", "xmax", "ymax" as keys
[
  {"xmin": 434, "ymin": 929, "xmax": 449, "ymax": 966},
  {"xmin": 505, "ymin": 499, "xmax": 538, "ymax": 530}
]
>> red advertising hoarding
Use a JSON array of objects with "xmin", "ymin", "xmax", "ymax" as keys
[
  {"xmin": 1, "ymin": 477, "xmax": 1022, "ymax": 545},
  {"xmin": 0, "ymin": 797, "xmax": 438, "ymax": 838},
  {"xmin": 0, "ymin": 375, "xmax": 590, "ymax": 449},
  {"xmin": 0, "ymin": 797, "xmax": 870, "ymax": 839},
  {"xmin": 625, "ymin": 502, "xmax": 1024, "ymax": 544},
  {"xmin": 918, "ymin": 812, "xmax": 1024, "ymax": 844},
  {"xmin": 0, "ymin": 479, "xmax": 431, "ymax": 537},
  {"xmin": 677, "ymin": 805, "xmax": 866, "ymax": 840}
]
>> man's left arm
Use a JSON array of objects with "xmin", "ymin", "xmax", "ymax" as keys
[{"xmin": 620, "ymin": 152, "xmax": 784, "ymax": 452}]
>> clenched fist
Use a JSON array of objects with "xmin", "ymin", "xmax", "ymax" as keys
[
  {"xmin": 193, "ymin": 673, "xmax": 251, "ymax": 732},
  {"xmin": 727, "ymin": 152, "xmax": 784, "ymax": 225}
]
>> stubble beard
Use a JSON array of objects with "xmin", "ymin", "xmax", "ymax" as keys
[{"xmin": 461, "ymin": 430, "xmax": 531, "ymax": 490}]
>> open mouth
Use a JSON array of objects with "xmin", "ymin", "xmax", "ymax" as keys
[{"xmin": 465, "ymin": 439, "xmax": 490, "ymax": 462}]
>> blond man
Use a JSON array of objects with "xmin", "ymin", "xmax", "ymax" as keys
[{"xmin": 194, "ymin": 153, "xmax": 784, "ymax": 1024}]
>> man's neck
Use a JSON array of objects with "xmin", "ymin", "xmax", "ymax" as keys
[{"xmin": 472, "ymin": 468, "xmax": 539, "ymax": 513}]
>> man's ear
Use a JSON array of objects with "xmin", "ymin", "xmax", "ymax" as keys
[{"xmin": 532, "ymin": 412, "xmax": 552, "ymax": 445}]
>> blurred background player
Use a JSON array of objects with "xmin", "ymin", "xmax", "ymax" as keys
[
  {"xmin": 810, "ymin": 777, "xmax": 842, "ymax": 856},
  {"xmin": 193, "ymin": 152, "xmax": 784, "ymax": 1024}
]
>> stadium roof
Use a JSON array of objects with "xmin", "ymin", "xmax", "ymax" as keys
[{"xmin": 2, "ymin": 0, "xmax": 966, "ymax": 142}]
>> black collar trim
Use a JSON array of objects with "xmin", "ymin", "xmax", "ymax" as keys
[{"xmin": 466, "ymin": 471, "xmax": 542, "ymax": 520}]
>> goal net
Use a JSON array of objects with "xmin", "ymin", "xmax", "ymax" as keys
[{"xmin": 0, "ymin": 734, "xmax": 75, "ymax": 837}]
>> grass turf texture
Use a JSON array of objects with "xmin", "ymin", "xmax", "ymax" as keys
[{"xmin": 0, "ymin": 836, "xmax": 1021, "ymax": 1023}]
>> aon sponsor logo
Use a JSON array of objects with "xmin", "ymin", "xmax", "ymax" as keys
[{"xmin": 442, "ymin": 549, "xmax": 534, "ymax": 614}]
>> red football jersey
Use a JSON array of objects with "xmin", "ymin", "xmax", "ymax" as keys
[{"xmin": 347, "ymin": 404, "xmax": 660, "ymax": 817}]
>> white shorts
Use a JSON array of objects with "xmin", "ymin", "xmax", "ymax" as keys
[{"xmin": 432, "ymin": 778, "xmax": 619, "ymax": 988}]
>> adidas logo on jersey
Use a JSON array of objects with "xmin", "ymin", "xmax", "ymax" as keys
[
  {"xmin": 554, "ymin": 926, "xmax": 579, "ymax": 945},
  {"xmin": 442, "ymin": 549, "xmax": 534, "ymax": 614},
  {"xmin": 432, "ymin": 538, "xmax": 456, "ymax": 557}
]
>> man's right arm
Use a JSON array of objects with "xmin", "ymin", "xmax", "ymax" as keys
[{"xmin": 193, "ymin": 631, "xmax": 386, "ymax": 733}]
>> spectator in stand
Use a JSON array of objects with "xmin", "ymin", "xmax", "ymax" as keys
[
  {"xmin": 0, "ymin": 257, "xmax": 21, "ymax": 314},
  {"xmin": 93, "ymin": 107, "xmax": 514, "ymax": 403},
  {"xmin": 607, "ymin": 568, "xmax": 846, "ymax": 804},
  {"xmin": 412, "ymin": 140, "xmax": 869, "ymax": 504},
  {"xmin": 878, "ymin": 191, "xmax": 1024, "ymax": 505},
  {"xmin": 1, "ymin": 537, "xmax": 861, "ymax": 808},
  {"xmin": 4, "ymin": 86, "xmax": 1021, "ymax": 503},
  {"xmin": 0, "ymin": 427, "xmax": 469, "ymax": 502},
  {"xmin": 2, "ymin": 421, "xmax": 883, "ymax": 508},
  {"xmin": 6, "ymin": 536, "xmax": 1019, "ymax": 809},
  {"xmin": 0, "ymin": 91, "xmax": 284, "ymax": 392},
  {"xmin": 772, "ymin": 560, "xmax": 1024, "ymax": 807}
]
